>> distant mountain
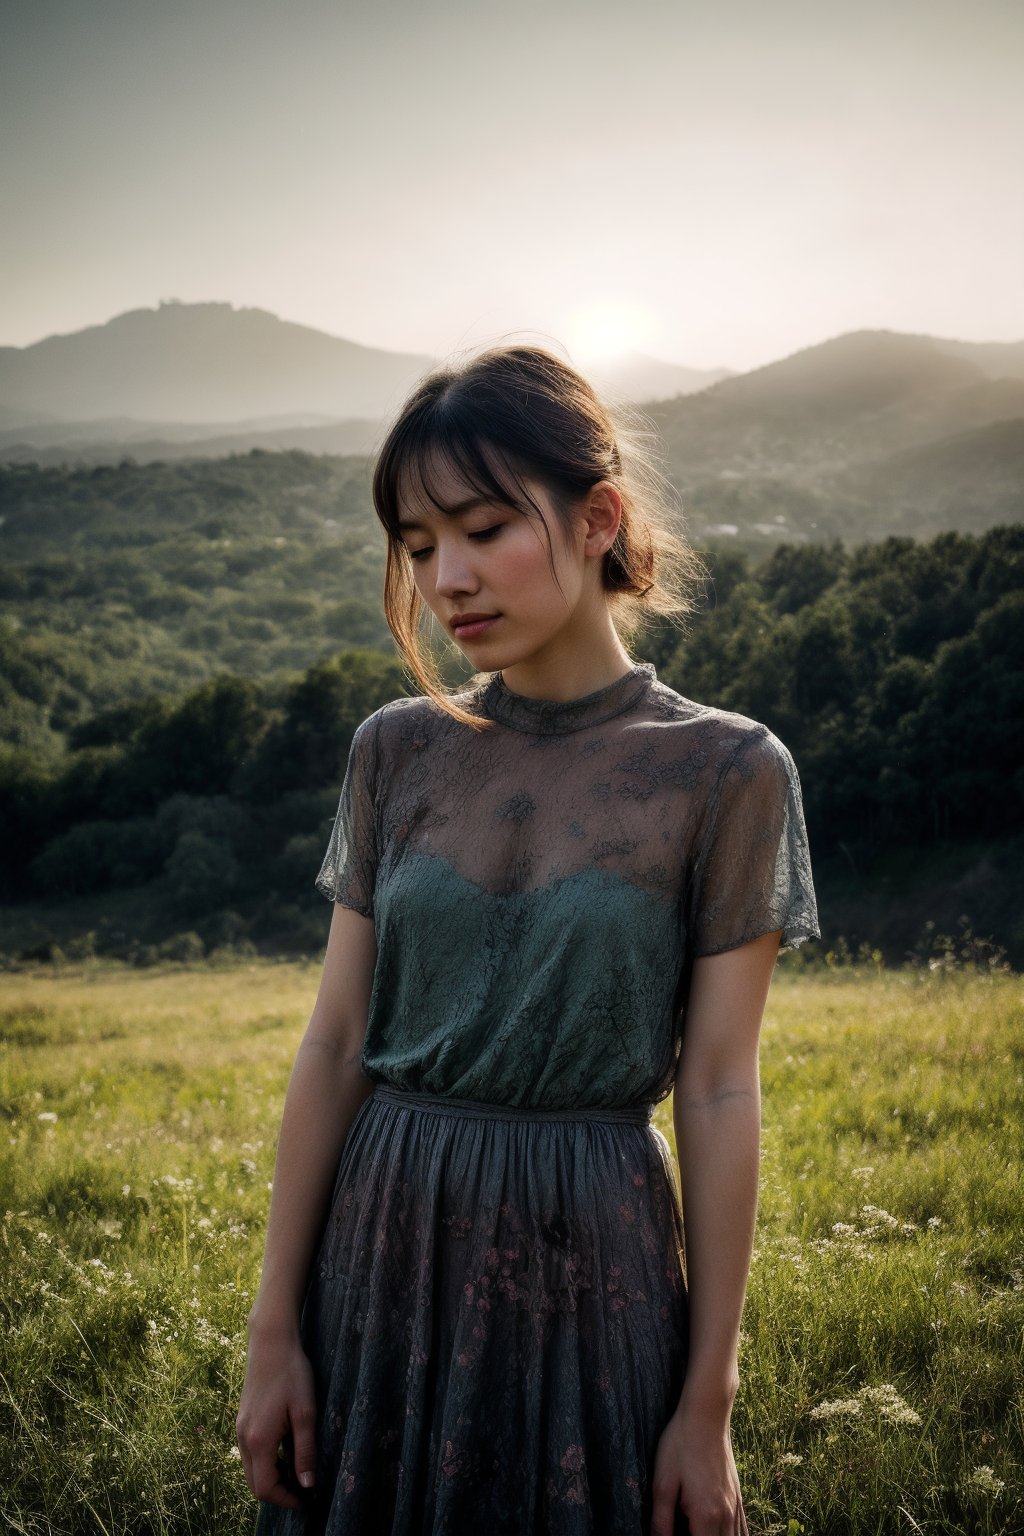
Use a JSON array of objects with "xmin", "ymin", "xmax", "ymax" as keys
[
  {"xmin": 0, "ymin": 415, "xmax": 384, "ymax": 467},
  {"xmin": 651, "ymin": 329, "xmax": 1024, "ymax": 485},
  {"xmin": 0, "ymin": 411, "xmax": 340, "ymax": 448},
  {"xmin": 0, "ymin": 401, "xmax": 57, "ymax": 432},
  {"xmin": 585, "ymin": 351, "xmax": 730, "ymax": 403},
  {"xmin": 1, "ymin": 312, "xmax": 1021, "ymax": 547},
  {"xmin": 0, "ymin": 304, "xmax": 728, "ymax": 461},
  {"xmin": 929, "ymin": 336, "xmax": 1024, "ymax": 380},
  {"xmin": 0, "ymin": 301, "xmax": 434, "ymax": 425},
  {"xmin": 842, "ymin": 416, "xmax": 1024, "ymax": 533}
]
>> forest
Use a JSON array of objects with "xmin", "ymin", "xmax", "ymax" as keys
[{"xmin": 1, "ymin": 450, "xmax": 1020, "ymax": 968}]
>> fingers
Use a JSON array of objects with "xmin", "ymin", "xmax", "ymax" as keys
[
  {"xmin": 236, "ymin": 1412, "xmax": 305, "ymax": 1511},
  {"xmin": 648, "ymin": 1483, "xmax": 680, "ymax": 1536},
  {"xmin": 247, "ymin": 1441, "xmax": 303, "ymax": 1511},
  {"xmin": 290, "ymin": 1396, "xmax": 319, "ymax": 1491}
]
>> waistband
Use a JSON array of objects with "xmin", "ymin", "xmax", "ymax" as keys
[{"xmin": 372, "ymin": 1083, "xmax": 655, "ymax": 1126}]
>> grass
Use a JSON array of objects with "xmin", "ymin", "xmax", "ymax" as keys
[{"xmin": 0, "ymin": 959, "xmax": 1021, "ymax": 1535}]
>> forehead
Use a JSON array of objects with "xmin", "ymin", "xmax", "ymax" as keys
[{"xmin": 395, "ymin": 444, "xmax": 543, "ymax": 530}]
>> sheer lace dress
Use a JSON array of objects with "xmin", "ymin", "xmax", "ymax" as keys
[
  {"xmin": 256, "ymin": 662, "xmax": 820, "ymax": 1536},
  {"xmin": 314, "ymin": 660, "xmax": 819, "ymax": 1109}
]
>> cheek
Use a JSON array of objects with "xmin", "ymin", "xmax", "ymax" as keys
[{"xmin": 497, "ymin": 528, "xmax": 563, "ymax": 596}]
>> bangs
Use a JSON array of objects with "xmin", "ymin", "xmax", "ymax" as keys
[{"xmin": 374, "ymin": 406, "xmax": 549, "ymax": 542}]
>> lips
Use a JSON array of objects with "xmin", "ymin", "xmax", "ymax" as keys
[{"xmin": 450, "ymin": 612, "xmax": 499, "ymax": 633}]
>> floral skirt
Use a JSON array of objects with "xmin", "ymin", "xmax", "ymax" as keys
[{"xmin": 255, "ymin": 1084, "xmax": 689, "ymax": 1535}]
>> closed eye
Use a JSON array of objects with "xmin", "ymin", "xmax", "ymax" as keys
[{"xmin": 404, "ymin": 524, "xmax": 503, "ymax": 561}]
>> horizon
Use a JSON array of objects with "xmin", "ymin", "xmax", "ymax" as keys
[
  {"xmin": 4, "ymin": 298, "xmax": 1022, "ymax": 380},
  {"xmin": 3, "ymin": 0, "xmax": 1022, "ymax": 372}
]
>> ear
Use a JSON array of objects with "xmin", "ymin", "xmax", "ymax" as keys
[{"xmin": 580, "ymin": 482, "xmax": 622, "ymax": 559}]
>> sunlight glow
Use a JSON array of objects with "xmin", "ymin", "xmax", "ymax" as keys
[{"xmin": 564, "ymin": 301, "xmax": 659, "ymax": 363}]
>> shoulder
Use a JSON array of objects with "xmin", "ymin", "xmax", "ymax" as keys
[
  {"xmin": 350, "ymin": 688, "xmax": 473, "ymax": 766},
  {"xmin": 646, "ymin": 676, "xmax": 793, "ymax": 778}
]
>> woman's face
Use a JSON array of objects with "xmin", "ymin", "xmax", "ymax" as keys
[{"xmin": 397, "ymin": 460, "xmax": 595, "ymax": 672}]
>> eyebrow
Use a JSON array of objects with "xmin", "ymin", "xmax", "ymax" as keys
[{"xmin": 397, "ymin": 497, "xmax": 500, "ymax": 532}]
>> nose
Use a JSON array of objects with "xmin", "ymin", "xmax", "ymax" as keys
[{"xmin": 433, "ymin": 537, "xmax": 479, "ymax": 598}]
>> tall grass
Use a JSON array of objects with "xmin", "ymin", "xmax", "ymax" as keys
[{"xmin": 0, "ymin": 961, "xmax": 1020, "ymax": 1534}]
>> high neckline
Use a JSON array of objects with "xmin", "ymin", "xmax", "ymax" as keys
[{"xmin": 478, "ymin": 661, "xmax": 657, "ymax": 735}]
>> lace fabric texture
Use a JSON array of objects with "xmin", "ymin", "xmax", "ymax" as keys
[
  {"xmin": 254, "ymin": 664, "xmax": 821, "ymax": 1534},
  {"xmin": 314, "ymin": 662, "xmax": 821, "ymax": 1110},
  {"xmin": 256, "ymin": 1091, "xmax": 690, "ymax": 1535}
]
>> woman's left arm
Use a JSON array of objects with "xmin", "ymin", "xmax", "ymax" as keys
[{"xmin": 650, "ymin": 927, "xmax": 781, "ymax": 1536}]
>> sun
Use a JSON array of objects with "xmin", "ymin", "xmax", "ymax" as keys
[{"xmin": 564, "ymin": 301, "xmax": 658, "ymax": 364}]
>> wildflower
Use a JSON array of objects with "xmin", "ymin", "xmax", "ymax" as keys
[
  {"xmin": 886, "ymin": 1405, "xmax": 923, "ymax": 1425},
  {"xmin": 927, "ymin": 1216, "xmax": 942, "ymax": 1229},
  {"xmin": 861, "ymin": 1204, "xmax": 901, "ymax": 1229},
  {"xmin": 809, "ymin": 1398, "xmax": 862, "ymax": 1420},
  {"xmin": 860, "ymin": 1385, "xmax": 923, "ymax": 1425},
  {"xmin": 810, "ymin": 1383, "xmax": 922, "ymax": 1427},
  {"xmin": 851, "ymin": 1167, "xmax": 875, "ymax": 1180},
  {"xmin": 37, "ymin": 1112, "xmax": 58, "ymax": 1123},
  {"xmin": 778, "ymin": 1452, "xmax": 804, "ymax": 1467},
  {"xmin": 228, "ymin": 1446, "xmax": 241, "ymax": 1460},
  {"xmin": 966, "ymin": 1465, "xmax": 1005, "ymax": 1495}
]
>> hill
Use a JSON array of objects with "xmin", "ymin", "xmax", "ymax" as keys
[
  {"xmin": 652, "ymin": 330, "xmax": 1024, "ymax": 482},
  {"xmin": 649, "ymin": 330, "xmax": 1024, "ymax": 546},
  {"xmin": 0, "ymin": 300, "xmax": 434, "ymax": 425},
  {"xmin": 0, "ymin": 303, "xmax": 726, "ymax": 464},
  {"xmin": 584, "ymin": 350, "xmax": 730, "ymax": 403}
]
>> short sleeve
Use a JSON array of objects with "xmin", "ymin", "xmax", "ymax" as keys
[
  {"xmin": 314, "ymin": 711, "xmax": 381, "ymax": 917},
  {"xmin": 688, "ymin": 728, "xmax": 821, "ymax": 957}
]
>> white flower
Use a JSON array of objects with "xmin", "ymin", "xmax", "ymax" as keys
[
  {"xmin": 885, "ymin": 1405, "xmax": 923, "ymax": 1425},
  {"xmin": 37, "ymin": 1111, "xmax": 58, "ymax": 1123},
  {"xmin": 861, "ymin": 1204, "xmax": 901, "ymax": 1229},
  {"xmin": 810, "ymin": 1383, "xmax": 922, "ymax": 1427},
  {"xmin": 966, "ymin": 1465, "xmax": 1005, "ymax": 1495},
  {"xmin": 778, "ymin": 1452, "xmax": 804, "ymax": 1467},
  {"xmin": 810, "ymin": 1397, "xmax": 862, "ymax": 1420}
]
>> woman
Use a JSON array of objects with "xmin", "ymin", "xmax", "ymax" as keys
[{"xmin": 236, "ymin": 344, "xmax": 821, "ymax": 1536}]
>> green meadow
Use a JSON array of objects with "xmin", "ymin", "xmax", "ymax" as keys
[{"xmin": 0, "ymin": 959, "xmax": 1020, "ymax": 1536}]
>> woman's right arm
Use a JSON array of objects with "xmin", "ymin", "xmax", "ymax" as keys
[{"xmin": 236, "ymin": 901, "xmax": 378, "ymax": 1511}]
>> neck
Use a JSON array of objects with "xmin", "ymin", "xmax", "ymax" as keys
[{"xmin": 497, "ymin": 612, "xmax": 636, "ymax": 703}]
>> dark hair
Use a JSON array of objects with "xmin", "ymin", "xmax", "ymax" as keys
[{"xmin": 371, "ymin": 342, "xmax": 708, "ymax": 729}]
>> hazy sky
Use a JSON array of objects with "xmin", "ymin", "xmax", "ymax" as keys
[{"xmin": 2, "ymin": 0, "xmax": 1022, "ymax": 371}]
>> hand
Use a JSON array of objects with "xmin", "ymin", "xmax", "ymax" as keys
[
  {"xmin": 649, "ymin": 1405, "xmax": 749, "ymax": 1536},
  {"xmin": 236, "ymin": 1326, "xmax": 318, "ymax": 1511}
]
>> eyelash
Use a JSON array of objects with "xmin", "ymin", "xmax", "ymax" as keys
[{"xmin": 406, "ymin": 525, "xmax": 503, "ymax": 561}]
